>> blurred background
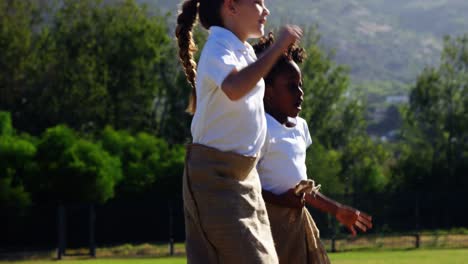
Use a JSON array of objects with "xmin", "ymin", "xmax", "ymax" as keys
[{"xmin": 1, "ymin": 0, "xmax": 467, "ymax": 260}]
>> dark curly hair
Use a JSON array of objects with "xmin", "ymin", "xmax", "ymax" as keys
[{"xmin": 252, "ymin": 32, "xmax": 307, "ymax": 85}]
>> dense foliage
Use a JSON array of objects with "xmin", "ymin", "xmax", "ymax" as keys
[{"xmin": 0, "ymin": 0, "xmax": 467, "ymax": 235}]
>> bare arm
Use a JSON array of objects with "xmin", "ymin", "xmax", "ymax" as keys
[
  {"xmin": 304, "ymin": 191, "xmax": 341, "ymax": 215},
  {"xmin": 262, "ymin": 189, "xmax": 304, "ymax": 209},
  {"xmin": 221, "ymin": 25, "xmax": 302, "ymax": 100},
  {"xmin": 305, "ymin": 192, "xmax": 373, "ymax": 236}
]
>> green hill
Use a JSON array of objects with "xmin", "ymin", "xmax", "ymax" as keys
[{"xmin": 144, "ymin": 0, "xmax": 468, "ymax": 97}]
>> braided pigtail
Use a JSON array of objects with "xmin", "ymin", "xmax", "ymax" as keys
[{"xmin": 175, "ymin": 0, "xmax": 199, "ymax": 114}]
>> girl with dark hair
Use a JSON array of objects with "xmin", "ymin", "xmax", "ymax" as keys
[
  {"xmin": 254, "ymin": 33, "xmax": 373, "ymax": 264},
  {"xmin": 175, "ymin": 1, "xmax": 302, "ymax": 263}
]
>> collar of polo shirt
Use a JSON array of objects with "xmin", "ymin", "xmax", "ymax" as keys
[{"xmin": 209, "ymin": 26, "xmax": 251, "ymax": 53}]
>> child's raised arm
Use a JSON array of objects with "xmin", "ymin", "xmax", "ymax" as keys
[{"xmin": 221, "ymin": 25, "xmax": 303, "ymax": 100}]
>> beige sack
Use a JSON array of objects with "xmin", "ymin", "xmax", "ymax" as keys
[{"xmin": 183, "ymin": 144, "xmax": 278, "ymax": 264}]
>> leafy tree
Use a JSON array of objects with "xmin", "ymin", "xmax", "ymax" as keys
[
  {"xmin": 31, "ymin": 125, "xmax": 122, "ymax": 204},
  {"xmin": 306, "ymin": 141, "xmax": 343, "ymax": 195},
  {"xmin": 4, "ymin": 0, "xmax": 173, "ymax": 135},
  {"xmin": 0, "ymin": 0, "xmax": 46, "ymax": 125},
  {"xmin": 1, "ymin": 0, "xmax": 192, "ymax": 142},
  {"xmin": 340, "ymin": 135, "xmax": 390, "ymax": 194},
  {"xmin": 100, "ymin": 126, "xmax": 183, "ymax": 197},
  {"xmin": 399, "ymin": 34, "xmax": 468, "ymax": 192},
  {"xmin": 322, "ymin": 99, "xmax": 368, "ymax": 149},
  {"xmin": 0, "ymin": 112, "xmax": 35, "ymax": 209},
  {"xmin": 153, "ymin": 27, "xmax": 208, "ymax": 144},
  {"xmin": 0, "ymin": 111, "xmax": 13, "ymax": 136},
  {"xmin": 300, "ymin": 28, "xmax": 350, "ymax": 141},
  {"xmin": 391, "ymin": 34, "xmax": 468, "ymax": 229},
  {"xmin": 391, "ymin": 141, "xmax": 433, "ymax": 193},
  {"xmin": 318, "ymin": 99, "xmax": 390, "ymax": 194},
  {"xmin": 299, "ymin": 28, "xmax": 391, "ymax": 195},
  {"xmin": 151, "ymin": 143, "xmax": 185, "ymax": 199}
]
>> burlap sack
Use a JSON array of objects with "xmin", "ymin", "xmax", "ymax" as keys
[{"xmin": 183, "ymin": 144, "xmax": 278, "ymax": 264}]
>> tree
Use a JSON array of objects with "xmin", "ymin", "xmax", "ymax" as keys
[
  {"xmin": 299, "ymin": 27, "xmax": 391, "ymax": 195},
  {"xmin": 300, "ymin": 27, "xmax": 350, "ymax": 141},
  {"xmin": 0, "ymin": 0, "xmax": 46, "ymax": 123},
  {"xmin": 340, "ymin": 135, "xmax": 390, "ymax": 194},
  {"xmin": 392, "ymin": 35, "xmax": 468, "ymax": 229},
  {"xmin": 31, "ymin": 125, "xmax": 122, "ymax": 204},
  {"xmin": 1, "ymin": 0, "xmax": 194, "ymax": 142},
  {"xmin": 0, "ymin": 111, "xmax": 13, "ymax": 136},
  {"xmin": 0, "ymin": 112, "xmax": 35, "ymax": 210},
  {"xmin": 2, "ymin": 0, "xmax": 174, "ymax": 135},
  {"xmin": 100, "ymin": 126, "xmax": 184, "ymax": 197},
  {"xmin": 402, "ymin": 34, "xmax": 468, "ymax": 192},
  {"xmin": 306, "ymin": 141, "xmax": 343, "ymax": 195},
  {"xmin": 153, "ymin": 27, "xmax": 208, "ymax": 144}
]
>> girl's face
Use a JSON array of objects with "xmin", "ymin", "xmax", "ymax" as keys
[
  {"xmin": 265, "ymin": 61, "xmax": 304, "ymax": 124},
  {"xmin": 231, "ymin": 0, "xmax": 270, "ymax": 40}
]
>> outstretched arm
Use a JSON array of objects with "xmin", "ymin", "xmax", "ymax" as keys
[{"xmin": 304, "ymin": 192, "xmax": 373, "ymax": 236}]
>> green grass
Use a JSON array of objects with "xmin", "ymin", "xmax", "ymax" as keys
[
  {"xmin": 0, "ymin": 259, "xmax": 186, "ymax": 264},
  {"xmin": 1, "ymin": 249, "xmax": 467, "ymax": 264},
  {"xmin": 330, "ymin": 249, "xmax": 468, "ymax": 264}
]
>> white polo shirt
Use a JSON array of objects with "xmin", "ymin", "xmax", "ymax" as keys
[
  {"xmin": 191, "ymin": 26, "xmax": 266, "ymax": 157},
  {"xmin": 257, "ymin": 114, "xmax": 312, "ymax": 195}
]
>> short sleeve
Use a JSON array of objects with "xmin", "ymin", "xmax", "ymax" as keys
[
  {"xmin": 205, "ymin": 43, "xmax": 238, "ymax": 87},
  {"xmin": 302, "ymin": 119, "xmax": 313, "ymax": 148}
]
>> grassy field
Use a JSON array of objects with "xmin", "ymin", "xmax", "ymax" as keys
[
  {"xmin": 322, "ymin": 232, "xmax": 468, "ymax": 251},
  {"xmin": 1, "ymin": 249, "xmax": 467, "ymax": 264},
  {"xmin": 330, "ymin": 249, "xmax": 468, "ymax": 264}
]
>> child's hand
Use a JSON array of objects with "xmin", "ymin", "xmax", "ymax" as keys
[
  {"xmin": 335, "ymin": 206, "xmax": 373, "ymax": 236},
  {"xmin": 274, "ymin": 25, "xmax": 303, "ymax": 52}
]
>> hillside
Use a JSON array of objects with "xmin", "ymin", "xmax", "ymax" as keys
[{"xmin": 145, "ymin": 0, "xmax": 468, "ymax": 97}]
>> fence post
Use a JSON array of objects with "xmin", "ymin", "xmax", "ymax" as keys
[
  {"xmin": 57, "ymin": 204, "xmax": 66, "ymax": 260},
  {"xmin": 415, "ymin": 233, "xmax": 420, "ymax": 249},
  {"xmin": 331, "ymin": 237, "xmax": 336, "ymax": 253},
  {"xmin": 329, "ymin": 214, "xmax": 337, "ymax": 253},
  {"xmin": 169, "ymin": 201, "xmax": 174, "ymax": 256},
  {"xmin": 414, "ymin": 192, "xmax": 420, "ymax": 249},
  {"xmin": 89, "ymin": 204, "xmax": 96, "ymax": 257}
]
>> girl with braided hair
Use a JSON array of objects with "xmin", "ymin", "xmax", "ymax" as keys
[
  {"xmin": 175, "ymin": 1, "xmax": 302, "ymax": 263},
  {"xmin": 254, "ymin": 33, "xmax": 373, "ymax": 264}
]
